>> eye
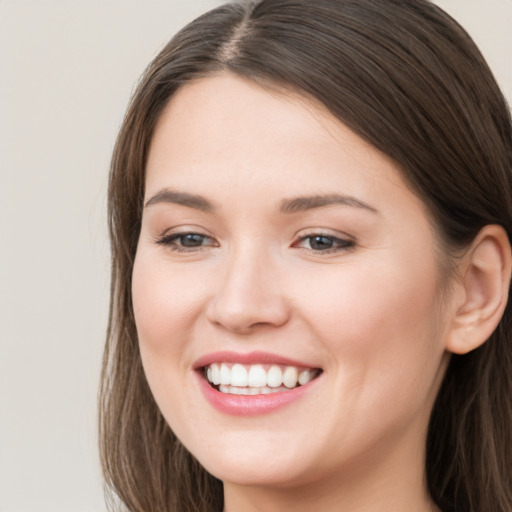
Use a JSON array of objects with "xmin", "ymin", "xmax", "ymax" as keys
[
  {"xmin": 293, "ymin": 233, "xmax": 355, "ymax": 253},
  {"xmin": 156, "ymin": 232, "xmax": 217, "ymax": 252}
]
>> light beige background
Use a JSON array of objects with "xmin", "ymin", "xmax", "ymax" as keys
[{"xmin": 1, "ymin": 1, "xmax": 510, "ymax": 511}]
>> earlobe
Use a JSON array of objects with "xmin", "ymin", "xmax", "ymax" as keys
[{"xmin": 446, "ymin": 225, "xmax": 512, "ymax": 355}]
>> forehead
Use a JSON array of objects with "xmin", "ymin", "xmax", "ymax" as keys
[{"xmin": 148, "ymin": 73, "xmax": 345, "ymax": 170}]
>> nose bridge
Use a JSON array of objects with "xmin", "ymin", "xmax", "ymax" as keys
[{"xmin": 207, "ymin": 238, "xmax": 289, "ymax": 332}]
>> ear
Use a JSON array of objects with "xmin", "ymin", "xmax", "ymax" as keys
[{"xmin": 446, "ymin": 225, "xmax": 511, "ymax": 355}]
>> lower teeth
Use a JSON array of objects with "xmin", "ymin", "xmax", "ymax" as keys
[{"xmin": 218, "ymin": 384, "xmax": 296, "ymax": 395}]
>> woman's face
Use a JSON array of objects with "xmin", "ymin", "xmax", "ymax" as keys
[{"xmin": 132, "ymin": 73, "xmax": 453, "ymax": 489}]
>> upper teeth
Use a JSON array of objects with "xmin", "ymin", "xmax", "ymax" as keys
[{"xmin": 205, "ymin": 363, "xmax": 318, "ymax": 389}]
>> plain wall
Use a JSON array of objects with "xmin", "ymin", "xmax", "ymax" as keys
[{"xmin": 1, "ymin": 1, "xmax": 510, "ymax": 511}]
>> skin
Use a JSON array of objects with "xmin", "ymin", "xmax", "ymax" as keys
[{"xmin": 131, "ymin": 72, "xmax": 463, "ymax": 512}]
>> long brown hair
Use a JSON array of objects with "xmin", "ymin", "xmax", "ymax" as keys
[{"xmin": 99, "ymin": 1, "xmax": 512, "ymax": 510}]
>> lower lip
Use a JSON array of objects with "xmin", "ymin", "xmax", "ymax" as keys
[{"xmin": 196, "ymin": 372, "xmax": 320, "ymax": 416}]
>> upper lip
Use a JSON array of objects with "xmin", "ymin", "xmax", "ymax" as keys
[{"xmin": 193, "ymin": 351, "xmax": 320, "ymax": 370}]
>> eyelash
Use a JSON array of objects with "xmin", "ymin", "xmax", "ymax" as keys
[
  {"xmin": 292, "ymin": 233, "xmax": 355, "ymax": 254},
  {"xmin": 155, "ymin": 231, "xmax": 355, "ymax": 254},
  {"xmin": 156, "ymin": 232, "xmax": 217, "ymax": 252}
]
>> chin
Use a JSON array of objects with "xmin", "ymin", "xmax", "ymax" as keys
[
  {"xmin": 186, "ymin": 431, "xmax": 321, "ymax": 489},
  {"xmin": 202, "ymin": 456, "xmax": 310, "ymax": 488}
]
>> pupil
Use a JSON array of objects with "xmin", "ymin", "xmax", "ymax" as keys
[
  {"xmin": 181, "ymin": 234, "xmax": 203, "ymax": 247},
  {"xmin": 310, "ymin": 236, "xmax": 333, "ymax": 250}
]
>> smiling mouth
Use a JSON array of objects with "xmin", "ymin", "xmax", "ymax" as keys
[{"xmin": 202, "ymin": 363, "xmax": 322, "ymax": 396}]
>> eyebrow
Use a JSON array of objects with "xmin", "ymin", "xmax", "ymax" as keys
[
  {"xmin": 144, "ymin": 189, "xmax": 214, "ymax": 212},
  {"xmin": 144, "ymin": 188, "xmax": 378, "ymax": 215},
  {"xmin": 279, "ymin": 194, "xmax": 378, "ymax": 214}
]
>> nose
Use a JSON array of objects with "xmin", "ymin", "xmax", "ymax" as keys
[{"xmin": 206, "ymin": 245, "xmax": 290, "ymax": 334}]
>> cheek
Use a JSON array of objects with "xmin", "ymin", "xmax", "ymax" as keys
[
  {"xmin": 294, "ymin": 259, "xmax": 447, "ymax": 399},
  {"xmin": 131, "ymin": 251, "xmax": 208, "ymax": 423},
  {"xmin": 289, "ymin": 263, "xmax": 449, "ymax": 460},
  {"xmin": 131, "ymin": 252, "xmax": 209, "ymax": 432},
  {"xmin": 300, "ymin": 260, "xmax": 440, "ymax": 338},
  {"xmin": 132, "ymin": 253, "xmax": 205, "ymax": 352}
]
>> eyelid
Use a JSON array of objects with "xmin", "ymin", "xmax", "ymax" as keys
[
  {"xmin": 154, "ymin": 227, "xmax": 219, "ymax": 252},
  {"xmin": 154, "ymin": 224, "xmax": 216, "ymax": 241},
  {"xmin": 291, "ymin": 229, "xmax": 356, "ymax": 254},
  {"xmin": 292, "ymin": 227, "xmax": 354, "ymax": 242}
]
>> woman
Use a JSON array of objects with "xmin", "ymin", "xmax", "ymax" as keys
[{"xmin": 99, "ymin": 1, "xmax": 512, "ymax": 511}]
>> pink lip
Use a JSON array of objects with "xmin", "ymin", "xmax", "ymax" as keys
[
  {"xmin": 196, "ymin": 372, "xmax": 321, "ymax": 416},
  {"xmin": 193, "ymin": 351, "xmax": 322, "ymax": 416},
  {"xmin": 193, "ymin": 350, "xmax": 318, "ymax": 370}
]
